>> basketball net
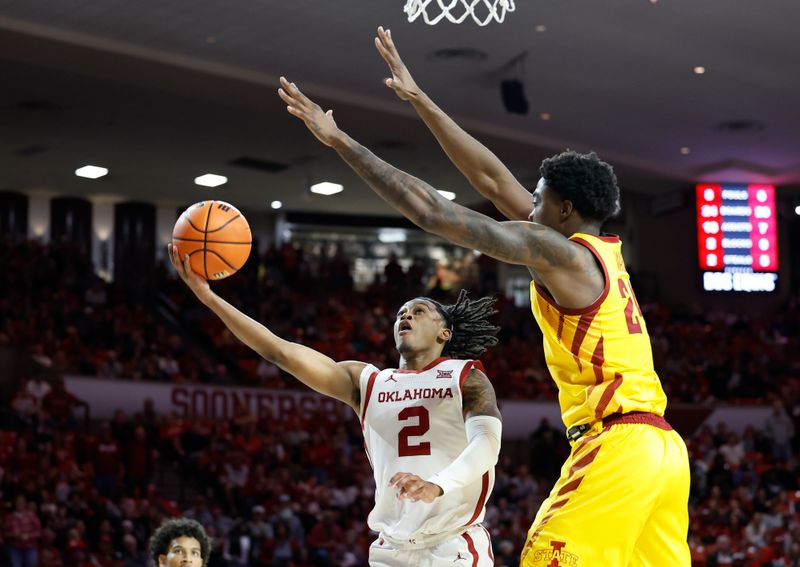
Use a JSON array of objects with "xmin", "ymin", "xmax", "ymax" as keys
[{"xmin": 404, "ymin": 0, "xmax": 516, "ymax": 26}]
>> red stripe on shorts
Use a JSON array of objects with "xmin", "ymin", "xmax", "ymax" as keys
[
  {"xmin": 462, "ymin": 532, "xmax": 479, "ymax": 567},
  {"xmin": 480, "ymin": 526, "xmax": 494, "ymax": 562}
]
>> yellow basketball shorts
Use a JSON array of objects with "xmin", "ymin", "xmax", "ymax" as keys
[{"xmin": 521, "ymin": 415, "xmax": 691, "ymax": 566}]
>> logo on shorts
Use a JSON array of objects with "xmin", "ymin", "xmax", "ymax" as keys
[
  {"xmin": 530, "ymin": 540, "xmax": 579, "ymax": 567},
  {"xmin": 454, "ymin": 551, "xmax": 466, "ymax": 562},
  {"xmin": 436, "ymin": 369, "xmax": 453, "ymax": 379}
]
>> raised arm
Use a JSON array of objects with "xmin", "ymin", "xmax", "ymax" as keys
[
  {"xmin": 167, "ymin": 244, "xmax": 365, "ymax": 411},
  {"xmin": 374, "ymin": 27, "xmax": 532, "ymax": 221},
  {"xmin": 277, "ymin": 77, "xmax": 606, "ymax": 310}
]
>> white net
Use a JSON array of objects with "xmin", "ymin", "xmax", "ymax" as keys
[{"xmin": 404, "ymin": 0, "xmax": 516, "ymax": 26}]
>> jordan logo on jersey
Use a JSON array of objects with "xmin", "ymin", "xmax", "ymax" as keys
[
  {"xmin": 530, "ymin": 540, "xmax": 579, "ymax": 566},
  {"xmin": 454, "ymin": 552, "xmax": 466, "ymax": 562},
  {"xmin": 385, "ymin": 374, "xmax": 397, "ymax": 382},
  {"xmin": 436, "ymin": 369, "xmax": 453, "ymax": 379}
]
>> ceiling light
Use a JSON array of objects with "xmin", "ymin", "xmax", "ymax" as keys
[
  {"xmin": 310, "ymin": 182, "xmax": 343, "ymax": 195},
  {"xmin": 438, "ymin": 190, "xmax": 456, "ymax": 201},
  {"xmin": 271, "ymin": 200, "xmax": 283, "ymax": 210},
  {"xmin": 378, "ymin": 229, "xmax": 407, "ymax": 243},
  {"xmin": 206, "ymin": 36, "xmax": 217, "ymax": 44},
  {"xmin": 693, "ymin": 66, "xmax": 706, "ymax": 75},
  {"xmin": 795, "ymin": 205, "xmax": 800, "ymax": 216},
  {"xmin": 680, "ymin": 147, "xmax": 691, "ymax": 155},
  {"xmin": 75, "ymin": 165, "xmax": 108, "ymax": 179},
  {"xmin": 539, "ymin": 112, "xmax": 551, "ymax": 121},
  {"xmin": 194, "ymin": 174, "xmax": 227, "ymax": 187},
  {"xmin": 535, "ymin": 25, "xmax": 546, "ymax": 32}
]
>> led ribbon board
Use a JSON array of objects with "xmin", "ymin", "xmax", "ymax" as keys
[{"xmin": 696, "ymin": 184, "xmax": 778, "ymax": 292}]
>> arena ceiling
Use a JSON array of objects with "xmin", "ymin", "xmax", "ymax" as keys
[{"xmin": 1, "ymin": 0, "xmax": 799, "ymax": 217}]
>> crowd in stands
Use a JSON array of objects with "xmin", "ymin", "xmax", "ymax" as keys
[
  {"xmin": 2, "ymin": 376, "xmax": 800, "ymax": 566},
  {"xmin": 3, "ymin": 236, "xmax": 800, "ymax": 565},
  {"xmin": 2, "ymin": 237, "xmax": 799, "ymax": 404}
]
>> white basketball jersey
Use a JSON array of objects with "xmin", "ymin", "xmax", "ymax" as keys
[{"xmin": 358, "ymin": 357, "xmax": 495, "ymax": 547}]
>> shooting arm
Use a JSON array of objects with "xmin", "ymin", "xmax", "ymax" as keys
[{"xmin": 201, "ymin": 293, "xmax": 364, "ymax": 409}]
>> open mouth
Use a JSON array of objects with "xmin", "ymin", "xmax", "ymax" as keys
[{"xmin": 398, "ymin": 321, "xmax": 412, "ymax": 334}]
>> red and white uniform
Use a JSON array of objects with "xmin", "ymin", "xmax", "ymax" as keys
[{"xmin": 359, "ymin": 357, "xmax": 494, "ymax": 559}]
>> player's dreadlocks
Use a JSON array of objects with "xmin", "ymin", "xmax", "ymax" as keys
[{"xmin": 422, "ymin": 289, "xmax": 500, "ymax": 359}]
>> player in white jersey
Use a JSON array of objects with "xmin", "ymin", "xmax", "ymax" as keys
[{"xmin": 168, "ymin": 245, "xmax": 503, "ymax": 567}]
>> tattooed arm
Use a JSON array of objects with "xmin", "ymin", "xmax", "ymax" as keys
[
  {"xmin": 461, "ymin": 366, "xmax": 502, "ymax": 420},
  {"xmin": 278, "ymin": 77, "xmax": 602, "ymax": 307}
]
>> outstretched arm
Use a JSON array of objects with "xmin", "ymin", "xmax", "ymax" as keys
[
  {"xmin": 167, "ymin": 244, "xmax": 365, "ymax": 411},
  {"xmin": 390, "ymin": 367, "xmax": 502, "ymax": 503},
  {"xmin": 375, "ymin": 27, "xmax": 532, "ymax": 221},
  {"xmin": 278, "ymin": 78, "xmax": 580, "ymax": 276}
]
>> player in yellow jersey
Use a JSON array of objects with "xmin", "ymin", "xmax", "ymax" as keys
[{"xmin": 278, "ymin": 26, "xmax": 690, "ymax": 566}]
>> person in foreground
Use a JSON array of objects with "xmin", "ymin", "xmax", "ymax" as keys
[
  {"xmin": 149, "ymin": 518, "xmax": 211, "ymax": 567},
  {"xmin": 168, "ymin": 244, "xmax": 502, "ymax": 566},
  {"xmin": 277, "ymin": 27, "xmax": 691, "ymax": 566}
]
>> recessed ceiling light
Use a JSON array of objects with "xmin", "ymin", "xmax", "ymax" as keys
[
  {"xmin": 535, "ymin": 25, "xmax": 546, "ymax": 32},
  {"xmin": 437, "ymin": 190, "xmax": 456, "ymax": 201},
  {"xmin": 75, "ymin": 165, "xmax": 108, "ymax": 179},
  {"xmin": 693, "ymin": 66, "xmax": 706, "ymax": 75},
  {"xmin": 680, "ymin": 147, "xmax": 691, "ymax": 155},
  {"xmin": 378, "ymin": 229, "xmax": 407, "ymax": 243},
  {"xmin": 795, "ymin": 205, "xmax": 800, "ymax": 216},
  {"xmin": 194, "ymin": 174, "xmax": 227, "ymax": 187},
  {"xmin": 271, "ymin": 200, "xmax": 283, "ymax": 210},
  {"xmin": 310, "ymin": 182, "xmax": 343, "ymax": 195},
  {"xmin": 206, "ymin": 36, "xmax": 217, "ymax": 44},
  {"xmin": 539, "ymin": 112, "xmax": 551, "ymax": 121}
]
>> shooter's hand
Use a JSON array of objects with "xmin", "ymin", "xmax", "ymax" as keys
[
  {"xmin": 168, "ymin": 243, "xmax": 212, "ymax": 303},
  {"xmin": 278, "ymin": 77, "xmax": 342, "ymax": 147}
]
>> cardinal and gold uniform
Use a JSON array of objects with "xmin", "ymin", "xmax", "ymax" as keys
[{"xmin": 520, "ymin": 234, "xmax": 690, "ymax": 567}]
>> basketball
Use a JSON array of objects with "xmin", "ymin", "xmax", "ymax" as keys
[{"xmin": 172, "ymin": 200, "xmax": 252, "ymax": 280}]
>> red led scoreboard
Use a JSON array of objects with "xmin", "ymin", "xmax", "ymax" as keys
[{"xmin": 696, "ymin": 184, "xmax": 778, "ymax": 292}]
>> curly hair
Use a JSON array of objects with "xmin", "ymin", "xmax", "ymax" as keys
[
  {"xmin": 149, "ymin": 518, "xmax": 211, "ymax": 567},
  {"xmin": 420, "ymin": 290, "xmax": 500, "ymax": 359},
  {"xmin": 540, "ymin": 150, "xmax": 621, "ymax": 223}
]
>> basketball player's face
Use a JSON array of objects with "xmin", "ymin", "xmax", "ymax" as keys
[
  {"xmin": 158, "ymin": 537, "xmax": 203, "ymax": 567},
  {"xmin": 394, "ymin": 300, "xmax": 449, "ymax": 354},
  {"xmin": 528, "ymin": 178, "xmax": 562, "ymax": 229}
]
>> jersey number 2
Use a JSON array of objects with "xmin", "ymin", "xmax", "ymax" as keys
[
  {"xmin": 617, "ymin": 278, "xmax": 643, "ymax": 334},
  {"xmin": 398, "ymin": 407, "xmax": 431, "ymax": 457}
]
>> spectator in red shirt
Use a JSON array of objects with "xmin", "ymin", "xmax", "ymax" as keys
[
  {"xmin": 93, "ymin": 423, "xmax": 121, "ymax": 498},
  {"xmin": 3, "ymin": 494, "xmax": 42, "ymax": 567},
  {"xmin": 41, "ymin": 379, "xmax": 87, "ymax": 426}
]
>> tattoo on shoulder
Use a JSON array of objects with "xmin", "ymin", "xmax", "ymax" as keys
[{"xmin": 461, "ymin": 368, "xmax": 501, "ymax": 420}]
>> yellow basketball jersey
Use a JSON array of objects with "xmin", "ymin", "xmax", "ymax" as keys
[{"xmin": 530, "ymin": 233, "xmax": 667, "ymax": 430}]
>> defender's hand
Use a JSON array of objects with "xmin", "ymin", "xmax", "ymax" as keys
[
  {"xmin": 375, "ymin": 27, "xmax": 421, "ymax": 102},
  {"xmin": 168, "ymin": 243, "xmax": 211, "ymax": 302},
  {"xmin": 278, "ymin": 77, "xmax": 342, "ymax": 147},
  {"xmin": 389, "ymin": 472, "xmax": 443, "ymax": 503}
]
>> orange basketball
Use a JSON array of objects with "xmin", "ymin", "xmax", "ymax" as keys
[{"xmin": 172, "ymin": 200, "xmax": 252, "ymax": 280}]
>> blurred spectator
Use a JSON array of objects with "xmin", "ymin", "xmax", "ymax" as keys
[
  {"xmin": 764, "ymin": 400, "xmax": 795, "ymax": 462},
  {"xmin": 4, "ymin": 494, "xmax": 41, "ymax": 567}
]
